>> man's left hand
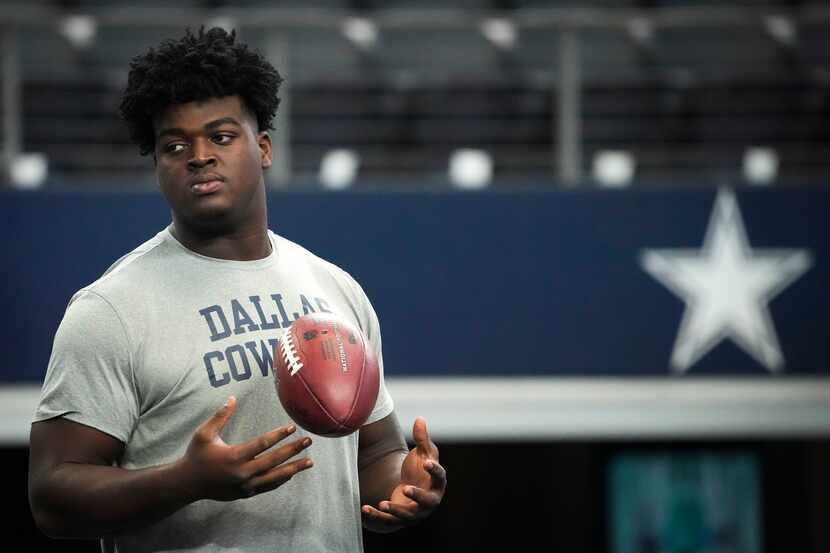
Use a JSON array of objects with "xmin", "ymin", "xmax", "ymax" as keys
[{"xmin": 360, "ymin": 417, "xmax": 446, "ymax": 532}]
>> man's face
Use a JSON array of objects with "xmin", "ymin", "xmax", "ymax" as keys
[{"xmin": 154, "ymin": 95, "xmax": 272, "ymax": 231}]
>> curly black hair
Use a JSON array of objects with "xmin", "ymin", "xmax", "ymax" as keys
[{"xmin": 119, "ymin": 27, "xmax": 282, "ymax": 156}]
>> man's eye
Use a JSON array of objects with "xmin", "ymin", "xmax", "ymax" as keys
[
  {"xmin": 165, "ymin": 143, "xmax": 186, "ymax": 154},
  {"xmin": 213, "ymin": 134, "xmax": 234, "ymax": 145}
]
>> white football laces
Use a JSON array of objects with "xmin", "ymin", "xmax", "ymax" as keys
[{"xmin": 280, "ymin": 329, "xmax": 304, "ymax": 375}]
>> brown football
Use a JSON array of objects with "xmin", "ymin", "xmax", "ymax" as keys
[{"xmin": 274, "ymin": 313, "xmax": 380, "ymax": 437}]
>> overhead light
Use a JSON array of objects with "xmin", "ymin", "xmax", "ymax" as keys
[
  {"xmin": 59, "ymin": 15, "xmax": 97, "ymax": 50},
  {"xmin": 319, "ymin": 149, "xmax": 359, "ymax": 190},
  {"xmin": 205, "ymin": 17, "xmax": 237, "ymax": 34},
  {"xmin": 764, "ymin": 15, "xmax": 796, "ymax": 47},
  {"xmin": 593, "ymin": 150, "xmax": 635, "ymax": 188},
  {"xmin": 481, "ymin": 18, "xmax": 517, "ymax": 50},
  {"xmin": 626, "ymin": 17, "xmax": 654, "ymax": 46},
  {"xmin": 10, "ymin": 153, "xmax": 48, "ymax": 190},
  {"xmin": 743, "ymin": 147, "xmax": 778, "ymax": 185},
  {"xmin": 449, "ymin": 149, "xmax": 492, "ymax": 190},
  {"xmin": 342, "ymin": 17, "xmax": 378, "ymax": 50}
]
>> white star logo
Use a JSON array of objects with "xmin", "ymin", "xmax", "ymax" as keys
[{"xmin": 640, "ymin": 189, "xmax": 812, "ymax": 373}]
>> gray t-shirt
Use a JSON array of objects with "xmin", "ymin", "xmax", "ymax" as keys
[{"xmin": 34, "ymin": 226, "xmax": 394, "ymax": 553}]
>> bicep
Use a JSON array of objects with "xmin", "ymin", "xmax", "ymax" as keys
[
  {"xmin": 28, "ymin": 418, "xmax": 128, "ymax": 537},
  {"xmin": 29, "ymin": 418, "xmax": 125, "ymax": 483}
]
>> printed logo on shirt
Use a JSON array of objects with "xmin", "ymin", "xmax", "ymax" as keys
[{"xmin": 197, "ymin": 293, "xmax": 332, "ymax": 388}]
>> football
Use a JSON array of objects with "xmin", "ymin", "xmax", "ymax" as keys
[{"xmin": 274, "ymin": 313, "xmax": 380, "ymax": 437}]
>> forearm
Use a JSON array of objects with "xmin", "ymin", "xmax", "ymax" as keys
[
  {"xmin": 31, "ymin": 459, "xmax": 195, "ymax": 539},
  {"xmin": 358, "ymin": 448, "xmax": 407, "ymax": 508}
]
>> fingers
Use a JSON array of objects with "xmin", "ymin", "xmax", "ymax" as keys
[
  {"xmin": 424, "ymin": 459, "xmax": 447, "ymax": 490},
  {"xmin": 412, "ymin": 417, "xmax": 429, "ymax": 448},
  {"xmin": 236, "ymin": 424, "xmax": 299, "ymax": 460},
  {"xmin": 364, "ymin": 483, "xmax": 441, "ymax": 527},
  {"xmin": 246, "ymin": 435, "xmax": 313, "ymax": 476},
  {"xmin": 378, "ymin": 500, "xmax": 420, "ymax": 522},
  {"xmin": 242, "ymin": 457, "xmax": 314, "ymax": 496},
  {"xmin": 401, "ymin": 485, "xmax": 441, "ymax": 510},
  {"xmin": 201, "ymin": 396, "xmax": 237, "ymax": 437},
  {"xmin": 412, "ymin": 417, "xmax": 438, "ymax": 458},
  {"xmin": 236, "ymin": 427, "xmax": 314, "ymax": 498},
  {"xmin": 361, "ymin": 504, "xmax": 406, "ymax": 530}
]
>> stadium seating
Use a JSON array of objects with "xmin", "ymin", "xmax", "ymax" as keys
[{"xmin": 3, "ymin": 0, "xmax": 829, "ymax": 187}]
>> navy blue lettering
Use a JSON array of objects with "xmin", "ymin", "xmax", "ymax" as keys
[
  {"xmin": 249, "ymin": 295, "xmax": 280, "ymax": 330},
  {"xmin": 226, "ymin": 344, "xmax": 252, "ymax": 381},
  {"xmin": 231, "ymin": 299, "xmax": 260, "ymax": 335},
  {"xmin": 245, "ymin": 338, "xmax": 279, "ymax": 377},
  {"xmin": 199, "ymin": 305, "xmax": 231, "ymax": 342},
  {"xmin": 315, "ymin": 297, "xmax": 332, "ymax": 313},
  {"xmin": 204, "ymin": 350, "xmax": 230, "ymax": 388},
  {"xmin": 270, "ymin": 294, "xmax": 293, "ymax": 328},
  {"xmin": 300, "ymin": 294, "xmax": 316, "ymax": 315}
]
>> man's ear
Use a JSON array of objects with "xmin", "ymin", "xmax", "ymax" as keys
[{"xmin": 258, "ymin": 131, "xmax": 272, "ymax": 169}]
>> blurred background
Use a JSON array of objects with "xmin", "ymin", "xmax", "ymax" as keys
[{"xmin": 2, "ymin": 0, "xmax": 829, "ymax": 552}]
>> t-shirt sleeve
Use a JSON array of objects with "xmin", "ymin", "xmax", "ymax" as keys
[
  {"xmin": 361, "ymin": 293, "xmax": 394, "ymax": 425},
  {"xmin": 342, "ymin": 275, "xmax": 394, "ymax": 425},
  {"xmin": 33, "ymin": 289, "xmax": 140, "ymax": 444}
]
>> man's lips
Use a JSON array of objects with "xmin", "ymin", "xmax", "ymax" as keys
[
  {"xmin": 189, "ymin": 175, "xmax": 225, "ymax": 196},
  {"xmin": 191, "ymin": 180, "xmax": 222, "ymax": 195}
]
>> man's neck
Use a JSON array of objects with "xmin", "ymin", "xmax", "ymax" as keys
[{"xmin": 170, "ymin": 221, "xmax": 272, "ymax": 261}]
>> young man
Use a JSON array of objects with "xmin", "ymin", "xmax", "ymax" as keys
[{"xmin": 28, "ymin": 27, "xmax": 445, "ymax": 552}]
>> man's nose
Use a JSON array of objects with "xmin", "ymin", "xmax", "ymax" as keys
[{"xmin": 188, "ymin": 141, "xmax": 217, "ymax": 170}]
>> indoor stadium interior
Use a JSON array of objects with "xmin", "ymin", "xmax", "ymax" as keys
[{"xmin": 2, "ymin": 1, "xmax": 828, "ymax": 552}]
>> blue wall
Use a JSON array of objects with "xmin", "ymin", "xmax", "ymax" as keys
[{"xmin": 2, "ymin": 187, "xmax": 827, "ymax": 382}]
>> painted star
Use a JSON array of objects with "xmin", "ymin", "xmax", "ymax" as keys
[{"xmin": 640, "ymin": 189, "xmax": 812, "ymax": 373}]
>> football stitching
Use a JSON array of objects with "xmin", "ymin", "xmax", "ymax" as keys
[
  {"xmin": 281, "ymin": 320, "xmax": 340, "ymax": 435},
  {"xmin": 280, "ymin": 328, "xmax": 304, "ymax": 375}
]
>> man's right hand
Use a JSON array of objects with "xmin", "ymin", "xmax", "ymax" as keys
[
  {"xmin": 176, "ymin": 395, "xmax": 314, "ymax": 501},
  {"xmin": 29, "ymin": 396, "xmax": 313, "ymax": 539}
]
